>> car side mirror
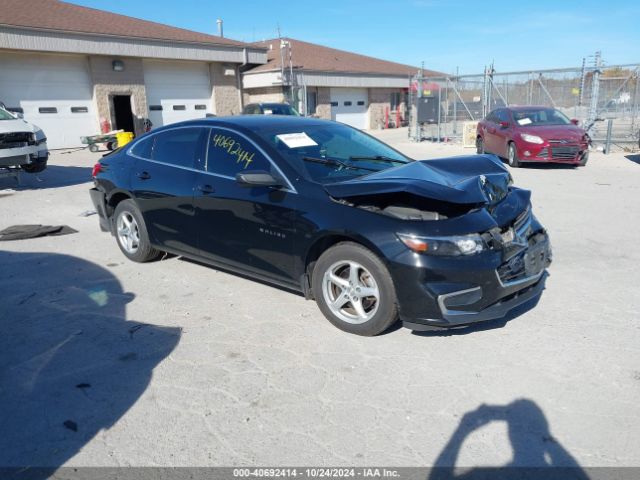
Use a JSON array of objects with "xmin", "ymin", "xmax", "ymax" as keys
[
  {"xmin": 499, "ymin": 121, "xmax": 510, "ymax": 128},
  {"xmin": 570, "ymin": 118, "xmax": 579, "ymax": 125},
  {"xmin": 236, "ymin": 170, "xmax": 283, "ymax": 188}
]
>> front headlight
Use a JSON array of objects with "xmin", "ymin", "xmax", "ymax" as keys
[
  {"xmin": 520, "ymin": 133, "xmax": 544, "ymax": 144},
  {"xmin": 398, "ymin": 233, "xmax": 484, "ymax": 256}
]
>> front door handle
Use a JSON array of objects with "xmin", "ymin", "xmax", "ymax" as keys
[
  {"xmin": 197, "ymin": 184, "xmax": 215, "ymax": 194},
  {"xmin": 137, "ymin": 171, "xmax": 151, "ymax": 180}
]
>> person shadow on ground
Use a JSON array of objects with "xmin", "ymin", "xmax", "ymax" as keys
[
  {"xmin": 0, "ymin": 251, "xmax": 181, "ymax": 479},
  {"xmin": 429, "ymin": 399, "xmax": 590, "ymax": 480}
]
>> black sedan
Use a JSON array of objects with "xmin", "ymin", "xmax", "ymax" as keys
[{"xmin": 90, "ymin": 116, "xmax": 551, "ymax": 336}]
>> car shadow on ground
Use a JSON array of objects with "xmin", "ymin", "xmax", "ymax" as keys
[
  {"xmin": 411, "ymin": 294, "xmax": 541, "ymax": 337},
  {"xmin": 625, "ymin": 154, "xmax": 640, "ymax": 165},
  {"xmin": 428, "ymin": 399, "xmax": 589, "ymax": 479},
  {"xmin": 0, "ymin": 165, "xmax": 92, "ymax": 191},
  {"xmin": 0, "ymin": 251, "xmax": 181, "ymax": 478},
  {"xmin": 520, "ymin": 163, "xmax": 578, "ymax": 170}
]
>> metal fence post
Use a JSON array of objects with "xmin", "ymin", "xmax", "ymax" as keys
[{"xmin": 604, "ymin": 118, "xmax": 613, "ymax": 154}]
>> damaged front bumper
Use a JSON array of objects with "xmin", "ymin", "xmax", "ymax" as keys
[
  {"xmin": 390, "ymin": 213, "xmax": 552, "ymax": 331},
  {"xmin": 0, "ymin": 143, "xmax": 49, "ymax": 168}
]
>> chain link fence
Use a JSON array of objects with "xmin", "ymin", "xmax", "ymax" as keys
[{"xmin": 409, "ymin": 60, "xmax": 640, "ymax": 152}]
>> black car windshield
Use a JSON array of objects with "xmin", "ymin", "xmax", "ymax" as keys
[
  {"xmin": 253, "ymin": 122, "xmax": 411, "ymax": 184},
  {"xmin": 513, "ymin": 108, "xmax": 571, "ymax": 126},
  {"xmin": 263, "ymin": 104, "xmax": 299, "ymax": 116},
  {"xmin": 0, "ymin": 108, "xmax": 16, "ymax": 120}
]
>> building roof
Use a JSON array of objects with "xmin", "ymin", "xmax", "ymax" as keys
[
  {"xmin": 0, "ymin": 0, "xmax": 250, "ymax": 48},
  {"xmin": 246, "ymin": 37, "xmax": 443, "ymax": 77}
]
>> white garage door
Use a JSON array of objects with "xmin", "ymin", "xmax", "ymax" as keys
[
  {"xmin": 144, "ymin": 60, "xmax": 213, "ymax": 128},
  {"xmin": 0, "ymin": 52, "xmax": 98, "ymax": 149},
  {"xmin": 330, "ymin": 88, "xmax": 368, "ymax": 129}
]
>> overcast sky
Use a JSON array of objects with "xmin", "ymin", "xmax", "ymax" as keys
[{"xmin": 72, "ymin": 0, "xmax": 640, "ymax": 74}]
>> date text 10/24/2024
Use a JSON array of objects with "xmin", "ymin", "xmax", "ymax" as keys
[{"xmin": 233, "ymin": 468, "xmax": 400, "ymax": 478}]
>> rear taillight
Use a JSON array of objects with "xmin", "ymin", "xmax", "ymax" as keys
[{"xmin": 91, "ymin": 162, "xmax": 102, "ymax": 178}]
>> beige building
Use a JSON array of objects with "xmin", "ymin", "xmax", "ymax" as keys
[
  {"xmin": 0, "ymin": 0, "xmax": 266, "ymax": 148},
  {"xmin": 243, "ymin": 38, "xmax": 443, "ymax": 130}
]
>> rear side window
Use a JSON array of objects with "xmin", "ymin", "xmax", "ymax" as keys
[
  {"xmin": 207, "ymin": 128, "xmax": 271, "ymax": 177},
  {"xmin": 131, "ymin": 136, "xmax": 154, "ymax": 159},
  {"xmin": 152, "ymin": 128, "xmax": 203, "ymax": 168}
]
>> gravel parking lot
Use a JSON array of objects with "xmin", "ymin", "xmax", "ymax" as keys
[{"xmin": 1, "ymin": 130, "xmax": 639, "ymax": 470}]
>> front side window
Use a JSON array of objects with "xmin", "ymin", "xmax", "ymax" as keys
[
  {"xmin": 151, "ymin": 127, "xmax": 203, "ymax": 168},
  {"xmin": 496, "ymin": 109, "xmax": 511, "ymax": 123},
  {"xmin": 207, "ymin": 128, "xmax": 271, "ymax": 177}
]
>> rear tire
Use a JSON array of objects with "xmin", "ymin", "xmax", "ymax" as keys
[
  {"xmin": 113, "ymin": 199, "xmax": 161, "ymax": 262},
  {"xmin": 476, "ymin": 136, "xmax": 485, "ymax": 154},
  {"xmin": 507, "ymin": 142, "xmax": 521, "ymax": 168},
  {"xmin": 311, "ymin": 242, "xmax": 398, "ymax": 336}
]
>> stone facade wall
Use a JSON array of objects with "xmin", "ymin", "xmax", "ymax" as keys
[
  {"xmin": 88, "ymin": 56, "xmax": 147, "ymax": 136},
  {"xmin": 210, "ymin": 63, "xmax": 241, "ymax": 116},
  {"xmin": 368, "ymin": 88, "xmax": 395, "ymax": 130},
  {"xmin": 244, "ymin": 86, "xmax": 286, "ymax": 105},
  {"xmin": 315, "ymin": 87, "xmax": 331, "ymax": 120}
]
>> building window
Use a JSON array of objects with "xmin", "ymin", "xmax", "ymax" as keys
[
  {"xmin": 149, "ymin": 105, "xmax": 163, "ymax": 111},
  {"xmin": 390, "ymin": 92, "xmax": 401, "ymax": 111},
  {"xmin": 194, "ymin": 104, "xmax": 207, "ymax": 110},
  {"xmin": 38, "ymin": 107, "xmax": 57, "ymax": 114},
  {"xmin": 357, "ymin": 101, "xmax": 365, "ymax": 106},
  {"xmin": 7, "ymin": 107, "xmax": 23, "ymax": 114},
  {"xmin": 330, "ymin": 101, "xmax": 338, "ymax": 107},
  {"xmin": 71, "ymin": 106, "xmax": 88, "ymax": 113},
  {"xmin": 173, "ymin": 105, "xmax": 186, "ymax": 111},
  {"xmin": 344, "ymin": 101, "xmax": 352, "ymax": 106},
  {"xmin": 306, "ymin": 91, "xmax": 317, "ymax": 115}
]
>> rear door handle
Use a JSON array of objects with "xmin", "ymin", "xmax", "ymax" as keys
[
  {"xmin": 136, "ymin": 171, "xmax": 151, "ymax": 180},
  {"xmin": 197, "ymin": 184, "xmax": 215, "ymax": 194}
]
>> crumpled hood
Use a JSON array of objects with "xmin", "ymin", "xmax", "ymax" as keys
[
  {"xmin": 0, "ymin": 118, "xmax": 40, "ymax": 135},
  {"xmin": 324, "ymin": 154, "xmax": 512, "ymax": 205}
]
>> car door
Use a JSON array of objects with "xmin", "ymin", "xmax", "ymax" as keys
[
  {"xmin": 481, "ymin": 110, "xmax": 499, "ymax": 153},
  {"xmin": 493, "ymin": 109, "xmax": 513, "ymax": 157},
  {"xmin": 129, "ymin": 126, "xmax": 207, "ymax": 256},
  {"xmin": 194, "ymin": 127, "xmax": 298, "ymax": 283}
]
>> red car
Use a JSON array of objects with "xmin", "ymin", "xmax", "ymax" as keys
[{"xmin": 476, "ymin": 106, "xmax": 590, "ymax": 167}]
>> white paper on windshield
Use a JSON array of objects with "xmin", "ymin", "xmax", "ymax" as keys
[
  {"xmin": 517, "ymin": 118, "xmax": 532, "ymax": 125},
  {"xmin": 276, "ymin": 132, "xmax": 318, "ymax": 148},
  {"xmin": 264, "ymin": 109, "xmax": 273, "ymax": 115}
]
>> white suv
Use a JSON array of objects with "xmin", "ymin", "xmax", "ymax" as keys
[{"xmin": 0, "ymin": 106, "xmax": 49, "ymax": 173}]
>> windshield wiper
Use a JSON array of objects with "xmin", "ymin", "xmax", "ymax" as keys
[
  {"xmin": 302, "ymin": 156, "xmax": 377, "ymax": 172},
  {"xmin": 349, "ymin": 155, "xmax": 410, "ymax": 164}
]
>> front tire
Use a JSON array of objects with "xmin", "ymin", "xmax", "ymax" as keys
[
  {"xmin": 113, "ymin": 199, "xmax": 160, "ymax": 262},
  {"xmin": 507, "ymin": 142, "xmax": 521, "ymax": 168},
  {"xmin": 21, "ymin": 160, "xmax": 47, "ymax": 174},
  {"xmin": 311, "ymin": 242, "xmax": 398, "ymax": 336},
  {"xmin": 578, "ymin": 151, "xmax": 589, "ymax": 166}
]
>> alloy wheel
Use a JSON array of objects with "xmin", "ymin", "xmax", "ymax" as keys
[
  {"xmin": 117, "ymin": 211, "xmax": 140, "ymax": 254},
  {"xmin": 322, "ymin": 260, "xmax": 380, "ymax": 324}
]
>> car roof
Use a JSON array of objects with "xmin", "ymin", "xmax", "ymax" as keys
[
  {"xmin": 505, "ymin": 105, "xmax": 555, "ymax": 111},
  {"xmin": 156, "ymin": 115, "xmax": 330, "ymax": 130}
]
